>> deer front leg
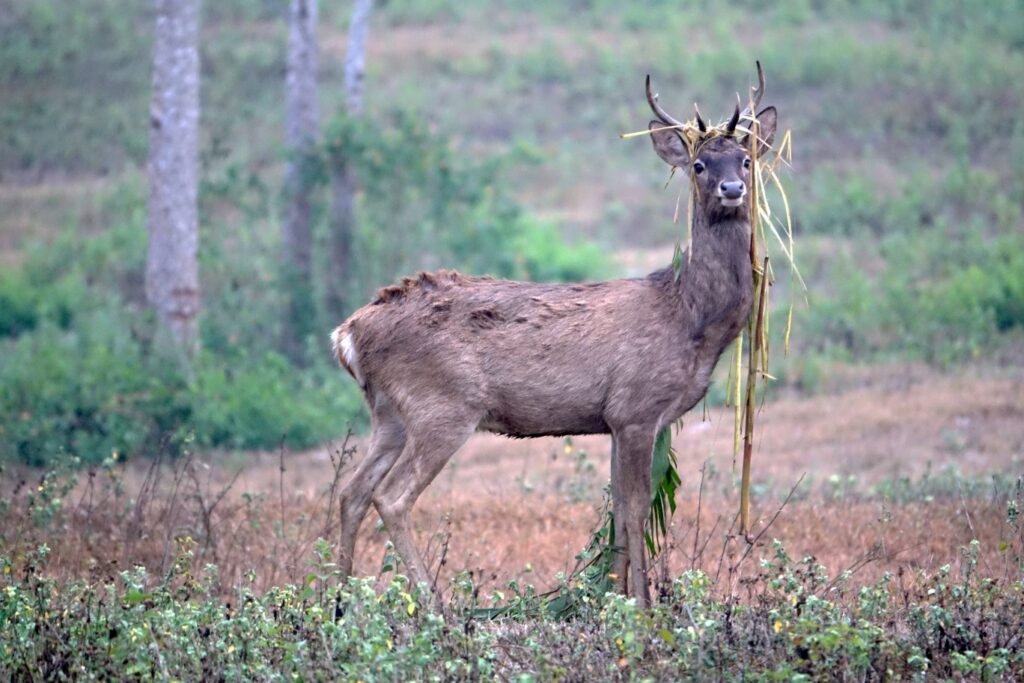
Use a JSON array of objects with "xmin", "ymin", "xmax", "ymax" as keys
[
  {"xmin": 609, "ymin": 434, "xmax": 630, "ymax": 594},
  {"xmin": 613, "ymin": 424, "xmax": 656, "ymax": 607}
]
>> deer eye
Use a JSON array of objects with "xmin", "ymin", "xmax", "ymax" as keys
[
  {"xmin": 743, "ymin": 157, "xmax": 751, "ymax": 169},
  {"xmin": 693, "ymin": 160, "xmax": 705, "ymax": 175}
]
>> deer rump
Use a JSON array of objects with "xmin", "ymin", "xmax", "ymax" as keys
[{"xmin": 334, "ymin": 265, "xmax": 740, "ymax": 438}]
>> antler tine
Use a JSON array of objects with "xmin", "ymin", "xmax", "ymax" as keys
[
  {"xmin": 693, "ymin": 103, "xmax": 707, "ymax": 133},
  {"xmin": 645, "ymin": 74, "xmax": 685, "ymax": 128},
  {"xmin": 725, "ymin": 100, "xmax": 741, "ymax": 135},
  {"xmin": 739, "ymin": 60, "xmax": 766, "ymax": 120}
]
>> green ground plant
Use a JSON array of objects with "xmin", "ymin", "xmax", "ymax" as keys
[{"xmin": 2, "ymin": 532, "xmax": 1022, "ymax": 680}]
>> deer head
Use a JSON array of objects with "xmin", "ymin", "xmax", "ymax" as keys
[{"xmin": 646, "ymin": 64, "xmax": 777, "ymax": 227}]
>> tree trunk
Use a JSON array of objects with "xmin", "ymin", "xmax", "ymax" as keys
[
  {"xmin": 343, "ymin": 0, "xmax": 372, "ymax": 117},
  {"xmin": 326, "ymin": 0, "xmax": 373, "ymax": 320},
  {"xmin": 282, "ymin": 0, "xmax": 319, "ymax": 360},
  {"xmin": 146, "ymin": 0, "xmax": 201, "ymax": 358}
]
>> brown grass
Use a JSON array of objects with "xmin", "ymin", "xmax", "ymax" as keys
[{"xmin": 2, "ymin": 365, "xmax": 1021, "ymax": 601}]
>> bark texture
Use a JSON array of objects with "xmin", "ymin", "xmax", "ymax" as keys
[
  {"xmin": 326, "ymin": 0, "xmax": 373, "ymax": 319},
  {"xmin": 342, "ymin": 0, "xmax": 372, "ymax": 116},
  {"xmin": 282, "ymin": 0, "xmax": 319, "ymax": 358},
  {"xmin": 146, "ymin": 0, "xmax": 201, "ymax": 357}
]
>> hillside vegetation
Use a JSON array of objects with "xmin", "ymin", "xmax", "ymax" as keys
[
  {"xmin": 0, "ymin": 3, "xmax": 1021, "ymax": 458},
  {"xmin": 2, "ymin": 0, "xmax": 1022, "ymax": 463}
]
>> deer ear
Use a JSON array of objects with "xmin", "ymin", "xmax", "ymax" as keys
[
  {"xmin": 649, "ymin": 120, "xmax": 690, "ymax": 168},
  {"xmin": 741, "ymin": 106, "xmax": 777, "ymax": 156}
]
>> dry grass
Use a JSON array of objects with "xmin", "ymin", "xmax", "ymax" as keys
[
  {"xmin": 0, "ymin": 175, "xmax": 124, "ymax": 267},
  {"xmin": 2, "ymin": 365, "xmax": 1021, "ymax": 601}
]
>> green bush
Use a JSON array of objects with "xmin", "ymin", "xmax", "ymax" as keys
[
  {"xmin": 2, "ymin": 536, "xmax": 1022, "ymax": 680},
  {"xmin": 797, "ymin": 227, "xmax": 1024, "ymax": 364},
  {"xmin": 0, "ymin": 304, "xmax": 363, "ymax": 467},
  {"xmin": 189, "ymin": 350, "xmax": 363, "ymax": 452},
  {"xmin": 322, "ymin": 110, "xmax": 610, "ymax": 308},
  {"xmin": 0, "ymin": 203, "xmax": 365, "ymax": 466}
]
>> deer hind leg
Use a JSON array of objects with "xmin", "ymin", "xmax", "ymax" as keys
[
  {"xmin": 613, "ymin": 424, "xmax": 656, "ymax": 607},
  {"xmin": 337, "ymin": 396, "xmax": 406, "ymax": 578},
  {"xmin": 372, "ymin": 408, "xmax": 479, "ymax": 599}
]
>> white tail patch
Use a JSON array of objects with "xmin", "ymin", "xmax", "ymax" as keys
[{"xmin": 331, "ymin": 326, "xmax": 365, "ymax": 388}]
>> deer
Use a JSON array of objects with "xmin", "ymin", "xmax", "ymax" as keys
[{"xmin": 330, "ymin": 64, "xmax": 777, "ymax": 608}]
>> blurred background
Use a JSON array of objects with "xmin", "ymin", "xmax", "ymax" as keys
[{"xmin": 1, "ymin": 0, "xmax": 1022, "ymax": 471}]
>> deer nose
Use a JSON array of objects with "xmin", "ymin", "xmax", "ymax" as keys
[{"xmin": 720, "ymin": 181, "xmax": 745, "ymax": 200}]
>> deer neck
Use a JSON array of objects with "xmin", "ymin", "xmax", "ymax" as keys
[{"xmin": 672, "ymin": 215, "xmax": 754, "ymax": 345}]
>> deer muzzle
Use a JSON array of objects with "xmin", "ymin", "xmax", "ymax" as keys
[{"xmin": 718, "ymin": 181, "xmax": 746, "ymax": 207}]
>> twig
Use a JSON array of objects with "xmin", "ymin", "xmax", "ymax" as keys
[
  {"xmin": 322, "ymin": 428, "xmax": 356, "ymax": 540},
  {"xmin": 184, "ymin": 459, "xmax": 243, "ymax": 564},
  {"xmin": 431, "ymin": 513, "xmax": 453, "ymax": 597},
  {"xmin": 957, "ymin": 479, "xmax": 994, "ymax": 576},
  {"xmin": 278, "ymin": 435, "xmax": 288, "ymax": 540},
  {"xmin": 714, "ymin": 512, "xmax": 740, "ymax": 586},
  {"xmin": 691, "ymin": 461, "xmax": 707, "ymax": 571},
  {"xmin": 734, "ymin": 473, "xmax": 805, "ymax": 571},
  {"xmin": 694, "ymin": 515, "xmax": 721, "ymax": 570},
  {"xmin": 159, "ymin": 451, "xmax": 193, "ymax": 574},
  {"xmin": 124, "ymin": 442, "xmax": 167, "ymax": 564}
]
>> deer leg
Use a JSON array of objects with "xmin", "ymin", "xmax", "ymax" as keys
[
  {"xmin": 609, "ymin": 435, "xmax": 630, "ymax": 594},
  {"xmin": 613, "ymin": 424, "xmax": 656, "ymax": 607},
  {"xmin": 337, "ymin": 398, "xmax": 406, "ymax": 578},
  {"xmin": 372, "ymin": 413, "xmax": 478, "ymax": 601}
]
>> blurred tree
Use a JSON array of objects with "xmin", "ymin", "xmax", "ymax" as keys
[
  {"xmin": 282, "ymin": 0, "xmax": 319, "ymax": 361},
  {"xmin": 326, "ymin": 0, "xmax": 373, "ymax": 320},
  {"xmin": 146, "ymin": 0, "xmax": 201, "ymax": 358}
]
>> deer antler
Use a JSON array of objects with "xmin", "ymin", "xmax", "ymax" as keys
[
  {"xmin": 693, "ymin": 103, "xmax": 708, "ymax": 133},
  {"xmin": 725, "ymin": 102, "xmax": 741, "ymax": 135},
  {"xmin": 645, "ymin": 75, "xmax": 685, "ymax": 128},
  {"xmin": 739, "ymin": 60, "xmax": 765, "ymax": 121}
]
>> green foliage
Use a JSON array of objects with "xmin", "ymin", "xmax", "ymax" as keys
[
  {"xmin": 511, "ymin": 217, "xmax": 608, "ymax": 283},
  {"xmin": 188, "ymin": 350, "xmax": 361, "ymax": 452},
  {"xmin": 0, "ymin": 301, "xmax": 361, "ymax": 467},
  {"xmin": 798, "ymin": 228, "xmax": 1024, "ymax": 364},
  {"xmin": 3, "ymin": 536, "xmax": 1023, "ymax": 680},
  {"xmin": 0, "ymin": 182, "xmax": 365, "ymax": 466},
  {"xmin": 0, "ymin": 270, "xmax": 79, "ymax": 337},
  {"xmin": 0, "ymin": 0, "xmax": 150, "ymax": 172},
  {"xmin": 0, "ymin": 545, "xmax": 495, "ymax": 681},
  {"xmin": 647, "ymin": 426, "xmax": 680, "ymax": 557},
  {"xmin": 1, "ymin": 314, "xmax": 180, "ymax": 467},
  {"xmin": 322, "ymin": 110, "xmax": 610, "ymax": 307}
]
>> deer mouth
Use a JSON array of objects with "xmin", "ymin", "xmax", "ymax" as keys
[{"xmin": 718, "ymin": 195, "xmax": 746, "ymax": 208}]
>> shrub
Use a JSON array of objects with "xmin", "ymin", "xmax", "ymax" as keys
[
  {"xmin": 0, "ymin": 306, "xmax": 363, "ymax": 467},
  {"xmin": 796, "ymin": 225, "xmax": 1024, "ymax": 364},
  {"xmin": 2, "ymin": 537, "xmax": 1022, "ymax": 680},
  {"xmin": 322, "ymin": 109, "xmax": 610, "ymax": 308},
  {"xmin": 0, "ymin": 209, "xmax": 365, "ymax": 466}
]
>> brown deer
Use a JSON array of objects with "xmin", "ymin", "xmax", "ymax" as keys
[{"xmin": 330, "ymin": 65, "xmax": 776, "ymax": 607}]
